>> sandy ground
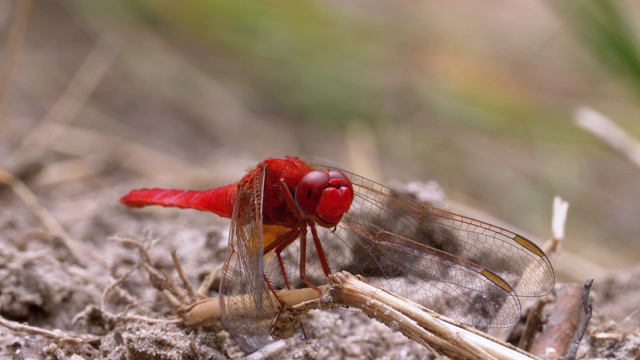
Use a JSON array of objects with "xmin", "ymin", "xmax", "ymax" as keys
[{"xmin": 1, "ymin": 171, "xmax": 639, "ymax": 359}]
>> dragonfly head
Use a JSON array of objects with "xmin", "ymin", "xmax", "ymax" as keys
[{"xmin": 295, "ymin": 170, "xmax": 354, "ymax": 227}]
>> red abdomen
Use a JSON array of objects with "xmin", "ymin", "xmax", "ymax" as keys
[{"xmin": 120, "ymin": 183, "xmax": 238, "ymax": 218}]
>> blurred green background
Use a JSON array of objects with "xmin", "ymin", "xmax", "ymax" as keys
[{"xmin": 3, "ymin": 0, "xmax": 640, "ymax": 283}]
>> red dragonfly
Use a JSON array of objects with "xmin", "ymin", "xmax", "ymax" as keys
[{"xmin": 120, "ymin": 156, "xmax": 554, "ymax": 352}]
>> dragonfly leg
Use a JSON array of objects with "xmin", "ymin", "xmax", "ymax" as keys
[
  {"xmin": 309, "ymin": 223, "xmax": 332, "ymax": 277},
  {"xmin": 297, "ymin": 225, "xmax": 325, "ymax": 300},
  {"xmin": 264, "ymin": 270, "xmax": 309, "ymax": 341},
  {"xmin": 279, "ymin": 178, "xmax": 303, "ymax": 217},
  {"xmin": 263, "ymin": 272, "xmax": 287, "ymax": 337},
  {"xmin": 267, "ymin": 228, "xmax": 302, "ymax": 290},
  {"xmin": 263, "ymin": 265, "xmax": 311, "ymax": 341}
]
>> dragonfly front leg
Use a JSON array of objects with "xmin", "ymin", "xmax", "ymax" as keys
[
  {"xmin": 297, "ymin": 225, "xmax": 325, "ymax": 300},
  {"xmin": 308, "ymin": 223, "xmax": 332, "ymax": 277}
]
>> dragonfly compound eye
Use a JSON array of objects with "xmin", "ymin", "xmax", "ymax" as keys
[
  {"xmin": 295, "ymin": 171, "xmax": 331, "ymax": 216},
  {"xmin": 295, "ymin": 170, "xmax": 354, "ymax": 227}
]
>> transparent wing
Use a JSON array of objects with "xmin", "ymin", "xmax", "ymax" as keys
[
  {"xmin": 313, "ymin": 165, "xmax": 554, "ymax": 327},
  {"xmin": 219, "ymin": 165, "xmax": 276, "ymax": 352}
]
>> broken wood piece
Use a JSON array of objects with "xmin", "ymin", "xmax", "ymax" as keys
[{"xmin": 527, "ymin": 282, "xmax": 586, "ymax": 358}]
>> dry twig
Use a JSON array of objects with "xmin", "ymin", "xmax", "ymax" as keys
[
  {"xmin": 0, "ymin": 315, "xmax": 101, "ymax": 344},
  {"xmin": 560, "ymin": 279, "xmax": 594, "ymax": 360},
  {"xmin": 171, "ymin": 249, "xmax": 197, "ymax": 301},
  {"xmin": 113, "ymin": 235, "xmax": 208, "ymax": 317},
  {"xmin": 575, "ymin": 107, "xmax": 640, "ymax": 169}
]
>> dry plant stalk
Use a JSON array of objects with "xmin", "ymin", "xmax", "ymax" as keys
[
  {"xmin": 181, "ymin": 270, "xmax": 540, "ymax": 360},
  {"xmin": 183, "ymin": 286, "xmax": 328, "ymax": 329},
  {"xmin": 327, "ymin": 272, "xmax": 538, "ymax": 360}
]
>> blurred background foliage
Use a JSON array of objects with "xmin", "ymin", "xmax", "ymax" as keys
[{"xmin": 3, "ymin": 0, "xmax": 640, "ymax": 282}]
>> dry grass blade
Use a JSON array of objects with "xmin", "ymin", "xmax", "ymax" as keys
[
  {"xmin": 575, "ymin": 106, "xmax": 640, "ymax": 169},
  {"xmin": 48, "ymin": 124, "xmax": 210, "ymax": 180},
  {"xmin": 0, "ymin": 0, "xmax": 32, "ymax": 125},
  {"xmin": 8, "ymin": 35, "xmax": 119, "ymax": 165},
  {"xmin": 0, "ymin": 315, "xmax": 100, "ymax": 344}
]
